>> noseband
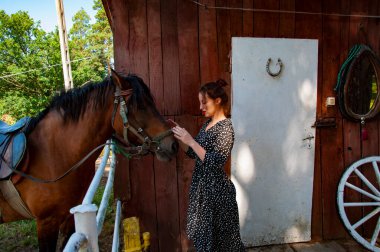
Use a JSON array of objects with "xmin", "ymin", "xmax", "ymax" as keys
[{"xmin": 111, "ymin": 86, "xmax": 173, "ymax": 156}]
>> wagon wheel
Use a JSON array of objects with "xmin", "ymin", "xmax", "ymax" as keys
[{"xmin": 337, "ymin": 156, "xmax": 380, "ymax": 252}]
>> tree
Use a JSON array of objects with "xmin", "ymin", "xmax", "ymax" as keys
[
  {"xmin": 0, "ymin": 10, "xmax": 62, "ymax": 120},
  {"xmin": 69, "ymin": 1, "xmax": 113, "ymax": 86},
  {"xmin": 90, "ymin": 0, "xmax": 113, "ymax": 76},
  {"xmin": 69, "ymin": 8, "xmax": 100, "ymax": 86},
  {"xmin": 0, "ymin": 1, "xmax": 113, "ymax": 121}
]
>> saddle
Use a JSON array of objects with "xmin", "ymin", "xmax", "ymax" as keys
[{"xmin": 0, "ymin": 117, "xmax": 31, "ymax": 180}]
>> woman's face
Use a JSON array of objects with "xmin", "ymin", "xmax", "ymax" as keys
[{"xmin": 198, "ymin": 92, "xmax": 221, "ymax": 118}]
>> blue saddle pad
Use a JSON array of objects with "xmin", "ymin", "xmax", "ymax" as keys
[
  {"xmin": 0, "ymin": 117, "xmax": 30, "ymax": 179},
  {"xmin": 0, "ymin": 117, "xmax": 31, "ymax": 134}
]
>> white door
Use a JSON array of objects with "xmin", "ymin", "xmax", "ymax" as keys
[{"xmin": 231, "ymin": 38, "xmax": 318, "ymax": 247}]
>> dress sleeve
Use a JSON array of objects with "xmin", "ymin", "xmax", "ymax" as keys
[
  {"xmin": 202, "ymin": 124, "xmax": 234, "ymax": 168},
  {"xmin": 185, "ymin": 146, "xmax": 197, "ymax": 159}
]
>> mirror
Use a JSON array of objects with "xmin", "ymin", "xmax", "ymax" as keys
[{"xmin": 339, "ymin": 45, "xmax": 380, "ymax": 121}]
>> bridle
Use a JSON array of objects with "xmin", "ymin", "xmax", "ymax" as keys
[{"xmin": 111, "ymin": 86, "xmax": 173, "ymax": 156}]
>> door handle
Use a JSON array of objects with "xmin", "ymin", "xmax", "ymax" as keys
[
  {"xmin": 302, "ymin": 134, "xmax": 314, "ymax": 149},
  {"xmin": 302, "ymin": 135, "xmax": 315, "ymax": 141}
]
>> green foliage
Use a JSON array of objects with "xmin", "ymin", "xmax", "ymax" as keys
[
  {"xmin": 0, "ymin": 0, "xmax": 113, "ymax": 120},
  {"xmin": 90, "ymin": 0, "xmax": 113, "ymax": 77},
  {"xmin": 0, "ymin": 10, "xmax": 63, "ymax": 118}
]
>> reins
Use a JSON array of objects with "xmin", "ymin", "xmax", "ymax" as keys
[{"xmin": 1, "ymin": 142, "xmax": 110, "ymax": 183}]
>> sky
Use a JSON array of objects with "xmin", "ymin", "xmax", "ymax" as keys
[{"xmin": 0, "ymin": 0, "xmax": 97, "ymax": 32}]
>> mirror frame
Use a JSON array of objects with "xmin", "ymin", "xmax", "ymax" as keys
[{"xmin": 341, "ymin": 45, "xmax": 380, "ymax": 121}]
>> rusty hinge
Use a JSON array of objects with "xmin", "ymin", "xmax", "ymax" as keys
[{"xmin": 312, "ymin": 117, "xmax": 336, "ymax": 128}]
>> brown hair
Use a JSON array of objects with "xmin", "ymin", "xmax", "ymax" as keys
[{"xmin": 200, "ymin": 79, "xmax": 229, "ymax": 115}]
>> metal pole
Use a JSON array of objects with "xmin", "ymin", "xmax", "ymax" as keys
[
  {"xmin": 55, "ymin": 0, "xmax": 73, "ymax": 90},
  {"xmin": 111, "ymin": 200, "xmax": 122, "ymax": 252},
  {"xmin": 70, "ymin": 204, "xmax": 99, "ymax": 252}
]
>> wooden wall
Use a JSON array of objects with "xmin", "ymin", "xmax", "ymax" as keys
[{"xmin": 102, "ymin": 0, "xmax": 380, "ymax": 250}]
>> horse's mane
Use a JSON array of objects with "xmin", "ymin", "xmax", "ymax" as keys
[{"xmin": 25, "ymin": 74, "xmax": 155, "ymax": 135}]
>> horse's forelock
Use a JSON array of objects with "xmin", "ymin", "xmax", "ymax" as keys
[{"xmin": 123, "ymin": 75, "xmax": 155, "ymax": 111}]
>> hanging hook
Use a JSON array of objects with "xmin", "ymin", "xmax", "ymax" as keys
[{"xmin": 266, "ymin": 58, "xmax": 283, "ymax": 77}]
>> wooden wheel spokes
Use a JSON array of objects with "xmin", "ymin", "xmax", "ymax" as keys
[{"xmin": 337, "ymin": 156, "xmax": 380, "ymax": 252}]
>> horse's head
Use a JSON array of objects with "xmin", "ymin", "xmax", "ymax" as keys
[{"xmin": 110, "ymin": 70, "xmax": 178, "ymax": 161}]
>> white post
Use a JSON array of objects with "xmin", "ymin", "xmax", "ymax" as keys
[
  {"xmin": 55, "ymin": 0, "xmax": 73, "ymax": 90},
  {"xmin": 70, "ymin": 204, "xmax": 99, "ymax": 252}
]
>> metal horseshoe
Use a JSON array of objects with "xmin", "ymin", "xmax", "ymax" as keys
[{"xmin": 266, "ymin": 58, "xmax": 283, "ymax": 77}]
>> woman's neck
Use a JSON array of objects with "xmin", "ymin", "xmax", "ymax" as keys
[{"xmin": 211, "ymin": 110, "xmax": 226, "ymax": 123}]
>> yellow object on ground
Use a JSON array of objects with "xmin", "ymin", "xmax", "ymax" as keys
[
  {"xmin": 123, "ymin": 217, "xmax": 150, "ymax": 252},
  {"xmin": 142, "ymin": 232, "xmax": 150, "ymax": 250}
]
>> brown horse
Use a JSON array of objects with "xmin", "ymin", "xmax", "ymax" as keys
[{"xmin": 0, "ymin": 70, "xmax": 178, "ymax": 251}]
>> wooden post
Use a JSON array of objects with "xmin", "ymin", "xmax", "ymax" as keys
[{"xmin": 55, "ymin": 0, "xmax": 73, "ymax": 90}]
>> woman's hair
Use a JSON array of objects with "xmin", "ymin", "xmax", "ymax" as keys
[{"xmin": 200, "ymin": 79, "xmax": 229, "ymax": 114}]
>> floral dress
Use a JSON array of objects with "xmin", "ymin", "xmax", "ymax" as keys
[{"xmin": 186, "ymin": 118, "xmax": 245, "ymax": 251}]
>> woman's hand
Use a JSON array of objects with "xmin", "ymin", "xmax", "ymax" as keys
[
  {"xmin": 172, "ymin": 125, "xmax": 206, "ymax": 161},
  {"xmin": 172, "ymin": 126, "xmax": 195, "ymax": 147}
]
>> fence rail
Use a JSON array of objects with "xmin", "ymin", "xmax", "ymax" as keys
[{"xmin": 64, "ymin": 140, "xmax": 122, "ymax": 252}]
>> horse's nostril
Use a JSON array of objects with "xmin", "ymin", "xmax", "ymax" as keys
[{"xmin": 172, "ymin": 141, "xmax": 179, "ymax": 153}]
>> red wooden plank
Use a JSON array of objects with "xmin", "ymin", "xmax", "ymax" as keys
[
  {"xmin": 227, "ymin": 0, "xmax": 242, "ymax": 115},
  {"xmin": 367, "ymin": 0, "xmax": 380, "ymax": 54},
  {"xmin": 344, "ymin": 0, "xmax": 370, "ymax": 240},
  {"xmin": 317, "ymin": 0, "xmax": 345, "ymax": 240},
  {"xmin": 111, "ymin": 0, "xmax": 130, "ymax": 72},
  {"xmin": 178, "ymin": 0, "xmax": 201, "ymax": 115},
  {"xmin": 154, "ymin": 115, "xmax": 180, "ymax": 251},
  {"xmin": 378, "ymin": 2, "xmax": 380, "ymax": 200},
  {"xmin": 125, "ymin": 156, "xmax": 158, "ymax": 252},
  {"xmin": 230, "ymin": 0, "xmax": 243, "ymax": 37},
  {"xmin": 127, "ymin": 0, "xmax": 149, "ymax": 81},
  {"xmin": 161, "ymin": 0, "xmax": 180, "ymax": 115},
  {"xmin": 295, "ymin": 0, "xmax": 322, "ymax": 39},
  {"xmin": 199, "ymin": 0, "xmax": 219, "ymax": 84},
  {"xmin": 361, "ymin": 0, "xmax": 379, "ymax": 239},
  {"xmin": 362, "ymin": 121, "xmax": 379, "ymax": 238},
  {"xmin": 216, "ymin": 0, "xmax": 231, "ymax": 89},
  {"xmin": 243, "ymin": 0, "xmax": 254, "ymax": 37},
  {"xmin": 147, "ymin": 0, "xmax": 164, "ymax": 114},
  {"xmin": 253, "ymin": 0, "xmax": 280, "ymax": 37},
  {"xmin": 121, "ymin": 2, "xmax": 158, "ymax": 251},
  {"xmin": 279, "ymin": 0, "xmax": 295, "ymax": 38},
  {"xmin": 294, "ymin": 0, "xmax": 323, "ymax": 239},
  {"xmin": 337, "ymin": 0, "xmax": 354, "ymax": 240},
  {"xmin": 175, "ymin": 115, "xmax": 199, "ymax": 251},
  {"xmin": 101, "ymin": 0, "xmax": 113, "ymax": 29},
  {"xmin": 113, "ymin": 154, "xmax": 131, "ymax": 202},
  {"xmin": 349, "ymin": 0, "xmax": 369, "ymax": 46},
  {"xmin": 342, "ymin": 120, "xmax": 362, "ymax": 238}
]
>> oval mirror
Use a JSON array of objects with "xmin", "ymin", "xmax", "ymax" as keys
[{"xmin": 342, "ymin": 45, "xmax": 380, "ymax": 121}]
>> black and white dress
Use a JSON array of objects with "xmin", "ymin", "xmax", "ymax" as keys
[{"xmin": 186, "ymin": 118, "xmax": 245, "ymax": 251}]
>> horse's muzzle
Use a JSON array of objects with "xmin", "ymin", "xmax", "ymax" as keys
[{"xmin": 156, "ymin": 137, "xmax": 178, "ymax": 161}]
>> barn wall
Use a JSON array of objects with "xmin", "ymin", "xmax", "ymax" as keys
[{"xmin": 102, "ymin": 0, "xmax": 380, "ymax": 250}]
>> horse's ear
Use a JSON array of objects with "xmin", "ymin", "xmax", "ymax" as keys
[{"xmin": 111, "ymin": 69, "xmax": 124, "ymax": 89}]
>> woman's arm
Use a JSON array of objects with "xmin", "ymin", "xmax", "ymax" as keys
[{"xmin": 172, "ymin": 126, "xmax": 206, "ymax": 161}]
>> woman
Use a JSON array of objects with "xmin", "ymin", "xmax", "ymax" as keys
[{"xmin": 172, "ymin": 79, "xmax": 245, "ymax": 251}]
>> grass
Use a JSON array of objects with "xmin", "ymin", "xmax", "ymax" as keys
[
  {"xmin": 0, "ymin": 219, "xmax": 38, "ymax": 251},
  {"xmin": 0, "ymin": 184, "xmax": 117, "ymax": 251}
]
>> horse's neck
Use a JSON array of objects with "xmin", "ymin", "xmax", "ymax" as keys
[{"xmin": 29, "ymin": 103, "xmax": 113, "ymax": 165}]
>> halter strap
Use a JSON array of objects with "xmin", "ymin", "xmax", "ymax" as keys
[{"xmin": 111, "ymin": 86, "xmax": 173, "ymax": 154}]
